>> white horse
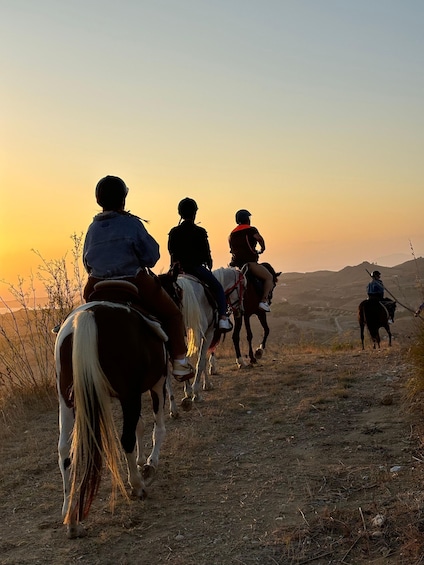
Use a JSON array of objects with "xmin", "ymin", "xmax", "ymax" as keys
[{"xmin": 167, "ymin": 267, "xmax": 245, "ymax": 411}]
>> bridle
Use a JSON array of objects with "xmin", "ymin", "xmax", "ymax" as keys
[{"xmin": 224, "ymin": 269, "xmax": 246, "ymax": 316}]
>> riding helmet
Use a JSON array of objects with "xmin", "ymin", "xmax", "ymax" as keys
[
  {"xmin": 371, "ymin": 270, "xmax": 381, "ymax": 278},
  {"xmin": 95, "ymin": 176, "xmax": 128, "ymax": 209},
  {"xmin": 178, "ymin": 197, "xmax": 198, "ymax": 219},
  {"xmin": 235, "ymin": 209, "xmax": 251, "ymax": 224}
]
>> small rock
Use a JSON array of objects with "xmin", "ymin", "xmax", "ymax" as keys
[
  {"xmin": 390, "ymin": 465, "xmax": 402, "ymax": 473},
  {"xmin": 371, "ymin": 514, "xmax": 386, "ymax": 527},
  {"xmin": 175, "ymin": 533, "xmax": 185, "ymax": 541},
  {"xmin": 381, "ymin": 394, "xmax": 393, "ymax": 405}
]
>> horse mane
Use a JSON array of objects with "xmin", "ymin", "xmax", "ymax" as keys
[{"xmin": 213, "ymin": 267, "xmax": 226, "ymax": 286}]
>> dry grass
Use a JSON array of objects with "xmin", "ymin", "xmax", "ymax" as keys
[
  {"xmin": 2, "ymin": 338, "xmax": 424, "ymax": 564},
  {"xmin": 1, "ymin": 247, "xmax": 424, "ymax": 563}
]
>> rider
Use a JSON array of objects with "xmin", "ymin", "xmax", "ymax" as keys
[
  {"xmin": 367, "ymin": 270, "xmax": 385, "ymax": 300},
  {"xmin": 367, "ymin": 270, "xmax": 395, "ymax": 322},
  {"xmin": 167, "ymin": 197, "xmax": 233, "ymax": 332},
  {"xmin": 83, "ymin": 175, "xmax": 194, "ymax": 382},
  {"xmin": 229, "ymin": 209, "xmax": 274, "ymax": 312}
]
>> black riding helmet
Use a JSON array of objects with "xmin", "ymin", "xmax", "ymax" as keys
[
  {"xmin": 95, "ymin": 176, "xmax": 128, "ymax": 210},
  {"xmin": 178, "ymin": 197, "xmax": 198, "ymax": 220},
  {"xmin": 371, "ymin": 270, "xmax": 381, "ymax": 278},
  {"xmin": 235, "ymin": 209, "xmax": 251, "ymax": 224}
]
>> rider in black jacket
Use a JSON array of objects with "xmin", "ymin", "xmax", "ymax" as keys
[{"xmin": 168, "ymin": 198, "xmax": 232, "ymax": 332}]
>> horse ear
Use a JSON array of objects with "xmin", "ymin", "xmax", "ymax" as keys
[{"xmin": 276, "ymin": 272, "xmax": 282, "ymax": 277}]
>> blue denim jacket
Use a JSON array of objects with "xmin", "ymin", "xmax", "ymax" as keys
[{"xmin": 83, "ymin": 211, "xmax": 160, "ymax": 278}]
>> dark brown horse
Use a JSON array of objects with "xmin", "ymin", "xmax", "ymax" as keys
[
  {"xmin": 358, "ymin": 299, "xmax": 396, "ymax": 349},
  {"xmin": 232, "ymin": 262, "xmax": 281, "ymax": 368},
  {"xmin": 55, "ymin": 290, "xmax": 168, "ymax": 538}
]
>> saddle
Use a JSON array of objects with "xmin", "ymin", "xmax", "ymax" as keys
[
  {"xmin": 88, "ymin": 280, "xmax": 168, "ymax": 342},
  {"xmin": 179, "ymin": 273, "xmax": 218, "ymax": 311},
  {"xmin": 88, "ymin": 279, "xmax": 141, "ymax": 303}
]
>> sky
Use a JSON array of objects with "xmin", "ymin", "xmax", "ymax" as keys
[{"xmin": 1, "ymin": 0, "xmax": 424, "ymax": 296}]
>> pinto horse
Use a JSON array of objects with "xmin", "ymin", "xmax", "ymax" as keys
[
  {"xmin": 358, "ymin": 299, "xmax": 395, "ymax": 349},
  {"xmin": 232, "ymin": 262, "xmax": 281, "ymax": 368},
  {"xmin": 55, "ymin": 294, "xmax": 168, "ymax": 539},
  {"xmin": 159, "ymin": 267, "xmax": 245, "ymax": 408}
]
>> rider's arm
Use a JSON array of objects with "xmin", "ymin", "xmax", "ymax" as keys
[{"xmin": 253, "ymin": 232, "xmax": 266, "ymax": 253}]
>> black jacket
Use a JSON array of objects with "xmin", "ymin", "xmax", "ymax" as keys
[{"xmin": 168, "ymin": 220, "xmax": 212, "ymax": 269}]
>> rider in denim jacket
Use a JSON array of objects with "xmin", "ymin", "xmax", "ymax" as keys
[{"xmin": 83, "ymin": 175, "xmax": 194, "ymax": 382}]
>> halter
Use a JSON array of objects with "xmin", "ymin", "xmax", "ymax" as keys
[{"xmin": 224, "ymin": 269, "xmax": 246, "ymax": 316}]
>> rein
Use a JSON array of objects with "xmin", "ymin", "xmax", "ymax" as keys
[{"xmin": 225, "ymin": 270, "xmax": 245, "ymax": 314}]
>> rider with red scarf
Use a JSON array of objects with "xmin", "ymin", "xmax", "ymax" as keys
[{"xmin": 229, "ymin": 209, "xmax": 274, "ymax": 312}]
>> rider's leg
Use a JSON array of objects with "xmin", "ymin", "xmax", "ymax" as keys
[
  {"xmin": 190, "ymin": 266, "xmax": 232, "ymax": 331},
  {"xmin": 247, "ymin": 262, "xmax": 274, "ymax": 302},
  {"xmin": 134, "ymin": 270, "xmax": 194, "ymax": 380}
]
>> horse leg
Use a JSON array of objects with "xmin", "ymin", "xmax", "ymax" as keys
[
  {"xmin": 255, "ymin": 313, "xmax": 269, "ymax": 359},
  {"xmin": 165, "ymin": 371, "xmax": 179, "ymax": 419},
  {"xmin": 141, "ymin": 378, "xmax": 167, "ymax": 486},
  {"xmin": 201, "ymin": 329, "xmax": 215, "ymax": 392},
  {"xmin": 208, "ymin": 351, "xmax": 218, "ymax": 375},
  {"xmin": 120, "ymin": 396, "xmax": 147, "ymax": 499},
  {"xmin": 244, "ymin": 316, "xmax": 256, "ymax": 365},
  {"xmin": 384, "ymin": 324, "xmax": 392, "ymax": 346},
  {"xmin": 232, "ymin": 316, "xmax": 247, "ymax": 369},
  {"xmin": 360, "ymin": 323, "xmax": 365, "ymax": 350}
]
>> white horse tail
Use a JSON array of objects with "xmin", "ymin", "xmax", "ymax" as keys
[
  {"xmin": 65, "ymin": 309, "xmax": 126, "ymax": 526},
  {"xmin": 178, "ymin": 277, "xmax": 203, "ymax": 357}
]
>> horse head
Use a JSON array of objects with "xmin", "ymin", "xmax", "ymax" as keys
[{"xmin": 260, "ymin": 262, "xmax": 281, "ymax": 283}]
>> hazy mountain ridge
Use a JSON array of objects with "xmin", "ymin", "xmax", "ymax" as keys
[{"xmin": 277, "ymin": 258, "xmax": 424, "ymax": 312}]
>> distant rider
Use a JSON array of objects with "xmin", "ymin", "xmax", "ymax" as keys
[
  {"xmin": 367, "ymin": 270, "xmax": 385, "ymax": 300},
  {"xmin": 367, "ymin": 270, "xmax": 395, "ymax": 322}
]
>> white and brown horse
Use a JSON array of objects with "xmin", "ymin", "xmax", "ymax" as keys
[
  {"xmin": 160, "ymin": 267, "xmax": 245, "ymax": 408},
  {"xmin": 55, "ymin": 297, "xmax": 168, "ymax": 538}
]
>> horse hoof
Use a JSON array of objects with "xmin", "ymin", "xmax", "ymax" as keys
[
  {"xmin": 181, "ymin": 397, "xmax": 193, "ymax": 411},
  {"xmin": 255, "ymin": 348, "xmax": 263, "ymax": 359},
  {"xmin": 67, "ymin": 524, "xmax": 87, "ymax": 539},
  {"xmin": 142, "ymin": 464, "xmax": 156, "ymax": 485},
  {"xmin": 131, "ymin": 486, "xmax": 148, "ymax": 499},
  {"xmin": 203, "ymin": 383, "xmax": 214, "ymax": 391},
  {"xmin": 236, "ymin": 357, "xmax": 248, "ymax": 369}
]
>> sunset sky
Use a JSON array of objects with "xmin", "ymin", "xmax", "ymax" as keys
[{"xmin": 2, "ymin": 1, "xmax": 423, "ymax": 296}]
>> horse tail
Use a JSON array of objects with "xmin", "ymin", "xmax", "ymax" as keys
[
  {"xmin": 64, "ymin": 309, "xmax": 126, "ymax": 526},
  {"xmin": 178, "ymin": 278, "xmax": 203, "ymax": 357}
]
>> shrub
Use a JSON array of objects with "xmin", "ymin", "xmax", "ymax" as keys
[{"xmin": 0, "ymin": 234, "xmax": 84, "ymax": 411}]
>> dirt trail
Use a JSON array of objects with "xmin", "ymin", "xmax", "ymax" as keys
[{"xmin": 1, "ymin": 341, "xmax": 423, "ymax": 565}]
